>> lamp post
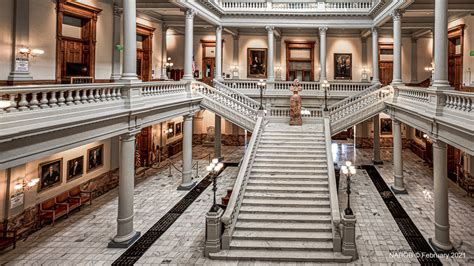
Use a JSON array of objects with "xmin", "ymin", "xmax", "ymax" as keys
[
  {"xmin": 207, "ymin": 158, "xmax": 224, "ymax": 212},
  {"xmin": 321, "ymin": 80, "xmax": 330, "ymax": 111},
  {"xmin": 341, "ymin": 161, "xmax": 356, "ymax": 216},
  {"xmin": 257, "ymin": 79, "xmax": 266, "ymax": 110}
]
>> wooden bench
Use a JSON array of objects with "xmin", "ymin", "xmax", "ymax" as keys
[
  {"xmin": 38, "ymin": 198, "xmax": 69, "ymax": 227},
  {"xmin": 0, "ymin": 229, "xmax": 17, "ymax": 250},
  {"xmin": 68, "ymin": 186, "xmax": 93, "ymax": 206}
]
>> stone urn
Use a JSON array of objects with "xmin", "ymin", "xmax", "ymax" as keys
[{"xmin": 289, "ymin": 79, "xmax": 302, "ymax": 126}]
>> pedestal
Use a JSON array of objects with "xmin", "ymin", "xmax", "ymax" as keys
[
  {"xmin": 204, "ymin": 207, "xmax": 223, "ymax": 256},
  {"xmin": 342, "ymin": 214, "xmax": 358, "ymax": 260}
]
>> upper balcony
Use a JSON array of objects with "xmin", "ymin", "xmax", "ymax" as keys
[{"xmin": 200, "ymin": 0, "xmax": 387, "ymax": 17}]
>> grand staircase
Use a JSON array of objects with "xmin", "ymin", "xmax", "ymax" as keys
[{"xmin": 210, "ymin": 122, "xmax": 351, "ymax": 262}]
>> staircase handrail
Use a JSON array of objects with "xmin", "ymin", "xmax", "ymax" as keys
[
  {"xmin": 328, "ymin": 82, "xmax": 380, "ymax": 111},
  {"xmin": 324, "ymin": 117, "xmax": 342, "ymax": 251},
  {"xmin": 213, "ymin": 79, "xmax": 261, "ymax": 108},
  {"xmin": 221, "ymin": 116, "xmax": 264, "ymax": 249}
]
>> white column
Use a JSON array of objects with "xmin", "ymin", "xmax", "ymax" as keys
[
  {"xmin": 410, "ymin": 37, "xmax": 418, "ymax": 84},
  {"xmin": 161, "ymin": 24, "xmax": 168, "ymax": 80},
  {"xmin": 391, "ymin": 10, "xmax": 403, "ymax": 86},
  {"xmin": 372, "ymin": 28, "xmax": 380, "ymax": 84},
  {"xmin": 266, "ymin": 26, "xmax": 275, "ymax": 81},
  {"xmin": 232, "ymin": 34, "xmax": 239, "ymax": 79},
  {"xmin": 121, "ymin": 0, "xmax": 138, "ymax": 81},
  {"xmin": 8, "ymin": 0, "xmax": 33, "ymax": 81},
  {"xmin": 430, "ymin": 139, "xmax": 453, "ymax": 251},
  {"xmin": 214, "ymin": 114, "xmax": 222, "ymax": 159},
  {"xmin": 319, "ymin": 27, "xmax": 328, "ymax": 81},
  {"xmin": 392, "ymin": 119, "xmax": 406, "ymax": 193},
  {"xmin": 179, "ymin": 114, "xmax": 195, "ymax": 190},
  {"xmin": 215, "ymin": 26, "xmax": 223, "ymax": 81},
  {"xmin": 373, "ymin": 115, "xmax": 382, "ymax": 164},
  {"xmin": 110, "ymin": 135, "xmax": 120, "ymax": 170},
  {"xmin": 183, "ymin": 9, "xmax": 195, "ymax": 80},
  {"xmin": 432, "ymin": 0, "xmax": 451, "ymax": 90},
  {"xmin": 110, "ymin": 4, "xmax": 122, "ymax": 81},
  {"xmin": 109, "ymin": 132, "xmax": 140, "ymax": 248},
  {"xmin": 275, "ymin": 36, "xmax": 282, "ymax": 80}
]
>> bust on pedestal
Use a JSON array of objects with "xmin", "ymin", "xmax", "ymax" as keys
[{"xmin": 289, "ymin": 79, "xmax": 302, "ymax": 126}]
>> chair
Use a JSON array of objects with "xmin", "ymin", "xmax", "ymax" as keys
[
  {"xmin": 68, "ymin": 186, "xmax": 93, "ymax": 206},
  {"xmin": 0, "ymin": 228, "xmax": 17, "ymax": 250},
  {"xmin": 39, "ymin": 198, "xmax": 68, "ymax": 227},
  {"xmin": 56, "ymin": 192, "xmax": 80, "ymax": 213},
  {"xmin": 465, "ymin": 174, "xmax": 474, "ymax": 197}
]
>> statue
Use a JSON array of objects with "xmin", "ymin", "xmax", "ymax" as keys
[
  {"xmin": 289, "ymin": 79, "xmax": 302, "ymax": 126},
  {"xmin": 203, "ymin": 126, "xmax": 215, "ymax": 146}
]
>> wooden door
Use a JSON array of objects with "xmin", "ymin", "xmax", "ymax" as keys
[
  {"xmin": 448, "ymin": 37, "xmax": 462, "ymax": 90},
  {"xmin": 202, "ymin": 57, "xmax": 215, "ymax": 85},
  {"xmin": 137, "ymin": 49, "xmax": 144, "ymax": 80},
  {"xmin": 135, "ymin": 126, "xmax": 153, "ymax": 167},
  {"xmin": 379, "ymin": 62, "xmax": 393, "ymax": 86},
  {"xmin": 447, "ymin": 145, "xmax": 461, "ymax": 181}
]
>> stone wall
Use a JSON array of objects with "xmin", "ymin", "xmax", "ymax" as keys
[
  {"xmin": 193, "ymin": 134, "xmax": 247, "ymax": 146},
  {"xmin": 356, "ymin": 137, "xmax": 412, "ymax": 149}
]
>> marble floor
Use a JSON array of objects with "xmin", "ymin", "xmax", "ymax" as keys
[{"xmin": 0, "ymin": 144, "xmax": 473, "ymax": 265}]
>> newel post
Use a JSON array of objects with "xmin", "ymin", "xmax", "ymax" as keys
[
  {"xmin": 123, "ymin": 83, "xmax": 144, "ymax": 109},
  {"xmin": 342, "ymin": 214, "xmax": 358, "ymax": 260},
  {"xmin": 204, "ymin": 207, "xmax": 224, "ymax": 256}
]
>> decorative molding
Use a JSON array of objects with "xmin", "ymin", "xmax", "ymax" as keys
[
  {"xmin": 185, "ymin": 9, "xmax": 196, "ymax": 19},
  {"xmin": 391, "ymin": 9, "xmax": 402, "ymax": 21},
  {"xmin": 319, "ymin": 27, "xmax": 328, "ymax": 34},
  {"xmin": 265, "ymin": 26, "xmax": 275, "ymax": 33}
]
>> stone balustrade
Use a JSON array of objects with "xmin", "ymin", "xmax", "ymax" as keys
[
  {"xmin": 396, "ymin": 86, "xmax": 430, "ymax": 104},
  {"xmin": 444, "ymin": 91, "xmax": 473, "ymax": 112},
  {"xmin": 214, "ymin": 0, "xmax": 374, "ymax": 12}
]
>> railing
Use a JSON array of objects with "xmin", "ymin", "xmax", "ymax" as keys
[
  {"xmin": 221, "ymin": 116, "xmax": 264, "ymax": 249},
  {"xmin": 141, "ymin": 81, "xmax": 187, "ymax": 96},
  {"xmin": 273, "ymin": 81, "xmax": 320, "ymax": 91},
  {"xmin": 324, "ymin": 117, "xmax": 341, "ymax": 252},
  {"xmin": 213, "ymin": 79, "xmax": 261, "ymax": 109},
  {"xmin": 328, "ymin": 83, "xmax": 379, "ymax": 112},
  {"xmin": 397, "ymin": 86, "xmax": 429, "ymax": 104},
  {"xmin": 220, "ymin": 0, "xmax": 267, "ymax": 9},
  {"xmin": 269, "ymin": 107, "xmax": 323, "ymax": 118},
  {"xmin": 444, "ymin": 91, "xmax": 473, "ymax": 112}
]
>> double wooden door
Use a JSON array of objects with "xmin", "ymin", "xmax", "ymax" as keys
[
  {"xmin": 202, "ymin": 57, "xmax": 215, "ymax": 85},
  {"xmin": 379, "ymin": 62, "xmax": 393, "ymax": 86},
  {"xmin": 448, "ymin": 37, "xmax": 462, "ymax": 90}
]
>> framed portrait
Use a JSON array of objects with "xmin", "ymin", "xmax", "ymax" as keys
[
  {"xmin": 380, "ymin": 118, "xmax": 392, "ymax": 135},
  {"xmin": 415, "ymin": 129, "xmax": 423, "ymax": 139},
  {"xmin": 38, "ymin": 158, "xmax": 62, "ymax": 192},
  {"xmin": 167, "ymin": 122, "xmax": 175, "ymax": 138},
  {"xmin": 247, "ymin": 48, "xmax": 267, "ymax": 78},
  {"xmin": 175, "ymin": 122, "xmax": 182, "ymax": 136},
  {"xmin": 334, "ymin": 53, "xmax": 352, "ymax": 80},
  {"xmin": 87, "ymin": 144, "xmax": 104, "ymax": 173},
  {"xmin": 67, "ymin": 156, "xmax": 84, "ymax": 181}
]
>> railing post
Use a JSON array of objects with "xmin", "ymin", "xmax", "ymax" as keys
[
  {"xmin": 204, "ymin": 207, "xmax": 223, "ymax": 256},
  {"xmin": 123, "ymin": 83, "xmax": 144, "ymax": 109}
]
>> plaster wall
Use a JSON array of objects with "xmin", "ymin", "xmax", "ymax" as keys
[
  {"xmin": 136, "ymin": 17, "xmax": 163, "ymax": 79},
  {"xmin": 327, "ymin": 36, "xmax": 362, "ymax": 82},
  {"xmin": 449, "ymin": 15, "xmax": 474, "ymax": 86},
  {"xmin": 280, "ymin": 36, "xmax": 319, "ymax": 81},
  {"xmin": 0, "ymin": 0, "xmax": 13, "ymax": 80}
]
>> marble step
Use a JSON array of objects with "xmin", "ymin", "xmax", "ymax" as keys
[
  {"xmin": 258, "ymin": 144, "xmax": 326, "ymax": 150},
  {"xmin": 241, "ymin": 198, "xmax": 330, "ymax": 208},
  {"xmin": 252, "ymin": 163, "xmax": 327, "ymax": 170},
  {"xmin": 256, "ymin": 149, "xmax": 326, "ymax": 154},
  {"xmin": 245, "ymin": 185, "xmax": 330, "ymax": 194},
  {"xmin": 250, "ymin": 169, "xmax": 327, "ymax": 175},
  {"xmin": 209, "ymin": 250, "xmax": 352, "ymax": 262},
  {"xmin": 254, "ymin": 157, "xmax": 326, "ymax": 163},
  {"xmin": 235, "ymin": 221, "xmax": 332, "ymax": 232},
  {"xmin": 264, "ymin": 129, "xmax": 324, "ymax": 134},
  {"xmin": 259, "ymin": 140, "xmax": 324, "ymax": 145},
  {"xmin": 247, "ymin": 179, "xmax": 329, "ymax": 187},
  {"xmin": 260, "ymin": 138, "xmax": 325, "ymax": 143},
  {"xmin": 239, "ymin": 205, "xmax": 331, "ymax": 214},
  {"xmin": 229, "ymin": 239, "xmax": 333, "ymax": 252},
  {"xmin": 255, "ymin": 154, "xmax": 327, "ymax": 160},
  {"xmin": 232, "ymin": 230, "xmax": 333, "ymax": 241},
  {"xmin": 249, "ymin": 175, "xmax": 328, "ymax": 182},
  {"xmin": 244, "ymin": 191, "xmax": 329, "ymax": 200},
  {"xmin": 262, "ymin": 134, "xmax": 325, "ymax": 139}
]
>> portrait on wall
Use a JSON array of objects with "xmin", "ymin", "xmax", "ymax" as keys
[
  {"xmin": 247, "ymin": 48, "xmax": 267, "ymax": 78},
  {"xmin": 175, "ymin": 122, "xmax": 182, "ymax": 136},
  {"xmin": 415, "ymin": 129, "xmax": 423, "ymax": 139},
  {"xmin": 38, "ymin": 159, "xmax": 62, "ymax": 192},
  {"xmin": 167, "ymin": 122, "xmax": 175, "ymax": 138},
  {"xmin": 380, "ymin": 118, "xmax": 392, "ymax": 135},
  {"xmin": 334, "ymin": 53, "xmax": 352, "ymax": 80},
  {"xmin": 67, "ymin": 156, "xmax": 84, "ymax": 181},
  {"xmin": 87, "ymin": 144, "xmax": 103, "ymax": 173}
]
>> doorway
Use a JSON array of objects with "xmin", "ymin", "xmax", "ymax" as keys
[
  {"xmin": 201, "ymin": 40, "xmax": 217, "ymax": 85},
  {"xmin": 448, "ymin": 25, "xmax": 464, "ymax": 90},
  {"xmin": 285, "ymin": 41, "xmax": 314, "ymax": 81},
  {"xmin": 136, "ymin": 24, "xmax": 154, "ymax": 81},
  {"xmin": 378, "ymin": 43, "xmax": 393, "ymax": 86}
]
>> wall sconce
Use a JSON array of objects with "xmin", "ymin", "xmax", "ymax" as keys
[
  {"xmin": 164, "ymin": 128, "xmax": 173, "ymax": 134},
  {"xmin": 14, "ymin": 178, "xmax": 40, "ymax": 192},
  {"xmin": 361, "ymin": 67, "xmax": 369, "ymax": 82},
  {"xmin": 164, "ymin": 57, "xmax": 174, "ymax": 70},
  {"xmin": 18, "ymin": 47, "xmax": 44, "ymax": 58},
  {"xmin": 231, "ymin": 65, "xmax": 239, "ymax": 79},
  {"xmin": 422, "ymin": 133, "xmax": 430, "ymax": 140}
]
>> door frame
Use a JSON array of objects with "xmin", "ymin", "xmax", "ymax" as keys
[
  {"xmin": 448, "ymin": 24, "xmax": 464, "ymax": 90},
  {"xmin": 201, "ymin": 40, "xmax": 224, "ymax": 83},
  {"xmin": 285, "ymin": 41, "xmax": 315, "ymax": 81},
  {"xmin": 136, "ymin": 23, "xmax": 155, "ymax": 81},
  {"xmin": 378, "ymin": 42, "xmax": 394, "ymax": 85}
]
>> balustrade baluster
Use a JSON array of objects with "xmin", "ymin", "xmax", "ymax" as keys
[
  {"xmin": 18, "ymin": 93, "xmax": 28, "ymax": 111},
  {"xmin": 29, "ymin": 93, "xmax": 39, "ymax": 110},
  {"xmin": 58, "ymin": 91, "xmax": 66, "ymax": 106},
  {"xmin": 7, "ymin": 94, "xmax": 18, "ymax": 112},
  {"xmin": 87, "ymin": 89, "xmax": 95, "ymax": 103},
  {"xmin": 66, "ymin": 90, "xmax": 74, "ymax": 105},
  {"xmin": 106, "ymin": 88, "xmax": 112, "ymax": 100},
  {"xmin": 40, "ymin": 92, "xmax": 49, "ymax": 108},
  {"xmin": 81, "ymin": 89, "xmax": 89, "ymax": 104},
  {"xmin": 49, "ymin": 91, "xmax": 58, "ymax": 107}
]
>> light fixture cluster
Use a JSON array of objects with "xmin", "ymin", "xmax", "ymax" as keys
[
  {"xmin": 14, "ymin": 178, "xmax": 40, "ymax": 192},
  {"xmin": 18, "ymin": 47, "xmax": 44, "ymax": 57},
  {"xmin": 207, "ymin": 158, "xmax": 223, "ymax": 173},
  {"xmin": 341, "ymin": 161, "xmax": 356, "ymax": 176},
  {"xmin": 164, "ymin": 128, "xmax": 173, "ymax": 134},
  {"xmin": 164, "ymin": 57, "xmax": 174, "ymax": 68},
  {"xmin": 257, "ymin": 79, "xmax": 266, "ymax": 87}
]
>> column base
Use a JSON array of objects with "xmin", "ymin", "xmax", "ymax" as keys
[
  {"xmin": 390, "ymin": 80, "xmax": 404, "ymax": 86},
  {"xmin": 108, "ymin": 231, "xmax": 141, "ymax": 248},
  {"xmin": 373, "ymin": 160, "xmax": 383, "ymax": 165},
  {"xmin": 391, "ymin": 185, "xmax": 408, "ymax": 194},
  {"xmin": 429, "ymin": 237, "xmax": 454, "ymax": 253},
  {"xmin": 177, "ymin": 180, "xmax": 196, "ymax": 190}
]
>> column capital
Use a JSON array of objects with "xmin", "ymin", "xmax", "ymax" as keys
[
  {"xmin": 113, "ymin": 4, "xmax": 122, "ymax": 16},
  {"xmin": 319, "ymin": 27, "xmax": 328, "ymax": 34},
  {"xmin": 431, "ymin": 136, "xmax": 445, "ymax": 148},
  {"xmin": 216, "ymin": 25, "xmax": 223, "ymax": 33},
  {"xmin": 391, "ymin": 118, "xmax": 401, "ymax": 125},
  {"xmin": 183, "ymin": 113, "xmax": 194, "ymax": 120},
  {"xmin": 265, "ymin": 26, "xmax": 274, "ymax": 33},
  {"xmin": 185, "ymin": 8, "xmax": 196, "ymax": 19},
  {"xmin": 121, "ymin": 130, "xmax": 138, "ymax": 142},
  {"xmin": 162, "ymin": 23, "xmax": 169, "ymax": 31},
  {"xmin": 232, "ymin": 33, "xmax": 239, "ymax": 40},
  {"xmin": 391, "ymin": 9, "xmax": 403, "ymax": 21},
  {"xmin": 411, "ymin": 36, "xmax": 418, "ymax": 43},
  {"xmin": 371, "ymin": 27, "xmax": 378, "ymax": 34}
]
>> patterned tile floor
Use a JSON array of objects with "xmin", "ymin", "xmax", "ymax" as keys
[{"xmin": 0, "ymin": 143, "xmax": 473, "ymax": 265}]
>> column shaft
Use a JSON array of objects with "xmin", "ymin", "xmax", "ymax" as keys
[
  {"xmin": 8, "ymin": 0, "xmax": 32, "ymax": 81},
  {"xmin": 319, "ymin": 27, "xmax": 328, "ymax": 81},
  {"xmin": 431, "ymin": 139, "xmax": 453, "ymax": 250},
  {"xmin": 392, "ymin": 120, "xmax": 406, "ymax": 193},
  {"xmin": 391, "ymin": 10, "xmax": 403, "ymax": 85},
  {"xmin": 183, "ymin": 10, "xmax": 195, "ymax": 80},
  {"xmin": 214, "ymin": 114, "xmax": 222, "ymax": 159},
  {"xmin": 372, "ymin": 28, "xmax": 379, "ymax": 83},
  {"xmin": 410, "ymin": 38, "xmax": 418, "ymax": 83},
  {"xmin": 179, "ymin": 114, "xmax": 195, "ymax": 190},
  {"xmin": 109, "ymin": 132, "xmax": 140, "ymax": 247},
  {"xmin": 121, "ymin": 0, "xmax": 138, "ymax": 80},
  {"xmin": 432, "ymin": 0, "xmax": 450, "ymax": 89},
  {"xmin": 275, "ymin": 36, "xmax": 282, "ymax": 80},
  {"xmin": 161, "ymin": 24, "xmax": 168, "ymax": 79},
  {"xmin": 215, "ymin": 26, "xmax": 223, "ymax": 81},
  {"xmin": 373, "ymin": 115, "xmax": 382, "ymax": 164},
  {"xmin": 110, "ymin": 4, "xmax": 122, "ymax": 81},
  {"xmin": 266, "ymin": 26, "xmax": 275, "ymax": 81}
]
